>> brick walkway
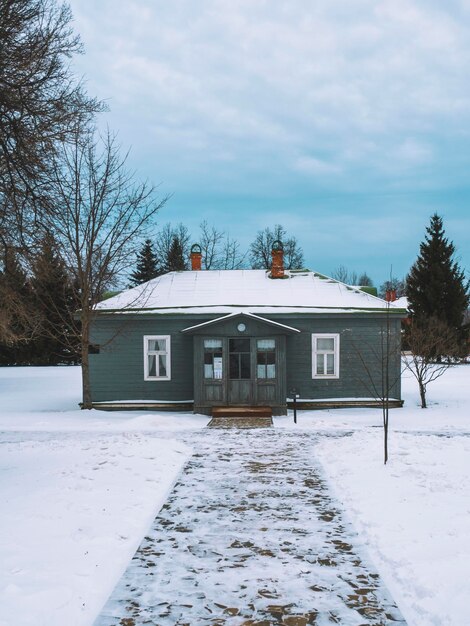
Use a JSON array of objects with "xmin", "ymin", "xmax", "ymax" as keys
[{"xmin": 94, "ymin": 430, "xmax": 406, "ymax": 625}]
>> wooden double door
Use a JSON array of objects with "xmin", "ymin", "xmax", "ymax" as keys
[{"xmin": 198, "ymin": 336, "xmax": 286, "ymax": 408}]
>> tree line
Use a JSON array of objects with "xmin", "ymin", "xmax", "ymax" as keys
[
  {"xmin": 0, "ymin": 218, "xmax": 306, "ymax": 364},
  {"xmin": 129, "ymin": 222, "xmax": 305, "ymax": 284}
]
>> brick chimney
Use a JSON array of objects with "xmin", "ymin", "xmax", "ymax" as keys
[
  {"xmin": 190, "ymin": 243, "xmax": 202, "ymax": 271},
  {"xmin": 271, "ymin": 240, "xmax": 284, "ymax": 279},
  {"xmin": 385, "ymin": 289, "xmax": 397, "ymax": 302}
]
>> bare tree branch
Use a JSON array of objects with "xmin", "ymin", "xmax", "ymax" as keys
[
  {"xmin": 403, "ymin": 317, "xmax": 460, "ymax": 408},
  {"xmin": 45, "ymin": 128, "xmax": 167, "ymax": 407},
  {"xmin": 250, "ymin": 224, "xmax": 303, "ymax": 270}
]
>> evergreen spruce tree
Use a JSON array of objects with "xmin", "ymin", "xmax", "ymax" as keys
[
  {"xmin": 130, "ymin": 239, "xmax": 160, "ymax": 285},
  {"xmin": 0, "ymin": 248, "xmax": 35, "ymax": 364},
  {"xmin": 407, "ymin": 214, "xmax": 469, "ymax": 350},
  {"xmin": 166, "ymin": 236, "xmax": 187, "ymax": 272},
  {"xmin": 29, "ymin": 233, "xmax": 80, "ymax": 365}
]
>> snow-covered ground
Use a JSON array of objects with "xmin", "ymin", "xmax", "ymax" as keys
[
  {"xmin": 0, "ymin": 364, "xmax": 469, "ymax": 625},
  {"xmin": 0, "ymin": 367, "xmax": 199, "ymax": 626},
  {"xmin": 310, "ymin": 366, "xmax": 470, "ymax": 626}
]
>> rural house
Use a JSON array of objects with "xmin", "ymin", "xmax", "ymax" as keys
[{"xmin": 88, "ymin": 244, "xmax": 405, "ymax": 415}]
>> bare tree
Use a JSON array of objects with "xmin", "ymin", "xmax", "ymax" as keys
[
  {"xmin": 199, "ymin": 220, "xmax": 224, "ymax": 269},
  {"xmin": 345, "ymin": 296, "xmax": 402, "ymax": 464},
  {"xmin": 379, "ymin": 277, "xmax": 406, "ymax": 299},
  {"xmin": 0, "ymin": 0, "xmax": 102, "ymax": 241},
  {"xmin": 0, "ymin": 0, "xmax": 103, "ymax": 345},
  {"xmin": 197, "ymin": 220, "xmax": 246, "ymax": 269},
  {"xmin": 403, "ymin": 317, "xmax": 460, "ymax": 408},
  {"xmin": 47, "ymin": 129, "xmax": 167, "ymax": 407},
  {"xmin": 331, "ymin": 266, "xmax": 366, "ymax": 286},
  {"xmin": 154, "ymin": 222, "xmax": 190, "ymax": 272},
  {"xmin": 332, "ymin": 265, "xmax": 350, "ymax": 283},
  {"xmin": 250, "ymin": 224, "xmax": 303, "ymax": 270},
  {"xmin": 220, "ymin": 234, "xmax": 246, "ymax": 269}
]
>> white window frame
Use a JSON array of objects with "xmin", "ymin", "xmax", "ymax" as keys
[
  {"xmin": 144, "ymin": 335, "xmax": 171, "ymax": 381},
  {"xmin": 312, "ymin": 333, "xmax": 340, "ymax": 379}
]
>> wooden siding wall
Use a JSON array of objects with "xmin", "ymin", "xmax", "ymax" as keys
[
  {"xmin": 282, "ymin": 315, "xmax": 402, "ymax": 401},
  {"xmin": 89, "ymin": 313, "xmax": 402, "ymax": 404},
  {"xmin": 89, "ymin": 317, "xmax": 195, "ymax": 402}
]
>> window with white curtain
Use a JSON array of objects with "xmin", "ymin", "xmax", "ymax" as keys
[
  {"xmin": 256, "ymin": 339, "xmax": 276, "ymax": 379},
  {"xmin": 312, "ymin": 334, "xmax": 340, "ymax": 379},
  {"xmin": 204, "ymin": 339, "xmax": 223, "ymax": 379},
  {"xmin": 144, "ymin": 335, "xmax": 171, "ymax": 380}
]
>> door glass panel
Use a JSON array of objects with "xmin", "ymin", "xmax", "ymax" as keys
[
  {"xmin": 229, "ymin": 353, "xmax": 239, "ymax": 379},
  {"xmin": 266, "ymin": 364, "xmax": 276, "ymax": 379},
  {"xmin": 240, "ymin": 353, "xmax": 251, "ymax": 379},
  {"xmin": 204, "ymin": 339, "xmax": 222, "ymax": 349},
  {"xmin": 204, "ymin": 339, "xmax": 223, "ymax": 379},
  {"xmin": 229, "ymin": 337, "xmax": 250, "ymax": 352},
  {"xmin": 257, "ymin": 339, "xmax": 275, "ymax": 350},
  {"xmin": 213, "ymin": 356, "xmax": 223, "ymax": 379},
  {"xmin": 256, "ymin": 339, "xmax": 276, "ymax": 379},
  {"xmin": 229, "ymin": 338, "xmax": 251, "ymax": 379}
]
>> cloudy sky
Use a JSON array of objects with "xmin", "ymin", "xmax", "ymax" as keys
[{"xmin": 69, "ymin": 0, "xmax": 470, "ymax": 284}]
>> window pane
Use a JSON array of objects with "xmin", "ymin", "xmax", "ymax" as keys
[
  {"xmin": 229, "ymin": 353, "xmax": 239, "ymax": 379},
  {"xmin": 148, "ymin": 338, "xmax": 166, "ymax": 351},
  {"xmin": 266, "ymin": 363, "xmax": 276, "ymax": 379},
  {"xmin": 317, "ymin": 337, "xmax": 334, "ymax": 351},
  {"xmin": 316, "ymin": 353, "xmax": 324, "ymax": 375},
  {"xmin": 204, "ymin": 363, "xmax": 214, "ymax": 378},
  {"xmin": 148, "ymin": 355, "xmax": 156, "ymax": 377},
  {"xmin": 230, "ymin": 337, "xmax": 250, "ymax": 352},
  {"xmin": 266, "ymin": 351, "xmax": 275, "ymax": 365},
  {"xmin": 326, "ymin": 353, "xmax": 335, "ymax": 375},
  {"xmin": 256, "ymin": 352, "xmax": 266, "ymax": 365},
  {"xmin": 257, "ymin": 364, "xmax": 266, "ymax": 378},
  {"xmin": 257, "ymin": 339, "xmax": 275, "ymax": 350},
  {"xmin": 204, "ymin": 339, "xmax": 222, "ymax": 349},
  {"xmin": 240, "ymin": 353, "xmax": 251, "ymax": 379},
  {"xmin": 213, "ymin": 356, "xmax": 223, "ymax": 379},
  {"xmin": 204, "ymin": 352, "xmax": 213, "ymax": 365},
  {"xmin": 158, "ymin": 355, "xmax": 167, "ymax": 377}
]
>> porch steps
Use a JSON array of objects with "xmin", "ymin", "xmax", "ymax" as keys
[
  {"xmin": 208, "ymin": 406, "xmax": 273, "ymax": 429},
  {"xmin": 212, "ymin": 406, "xmax": 272, "ymax": 418},
  {"xmin": 208, "ymin": 416, "xmax": 273, "ymax": 429}
]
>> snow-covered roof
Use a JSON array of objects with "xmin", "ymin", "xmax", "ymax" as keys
[
  {"xmin": 392, "ymin": 296, "xmax": 409, "ymax": 310},
  {"xmin": 96, "ymin": 269, "xmax": 407, "ymax": 315}
]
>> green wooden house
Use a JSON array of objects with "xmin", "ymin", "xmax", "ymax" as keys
[{"xmin": 88, "ymin": 245, "xmax": 406, "ymax": 415}]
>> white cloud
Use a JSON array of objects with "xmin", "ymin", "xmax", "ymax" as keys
[
  {"xmin": 68, "ymin": 0, "xmax": 470, "ymax": 282},
  {"xmin": 293, "ymin": 156, "xmax": 341, "ymax": 175},
  {"xmin": 70, "ymin": 0, "xmax": 470, "ymax": 178},
  {"xmin": 395, "ymin": 138, "xmax": 434, "ymax": 165}
]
